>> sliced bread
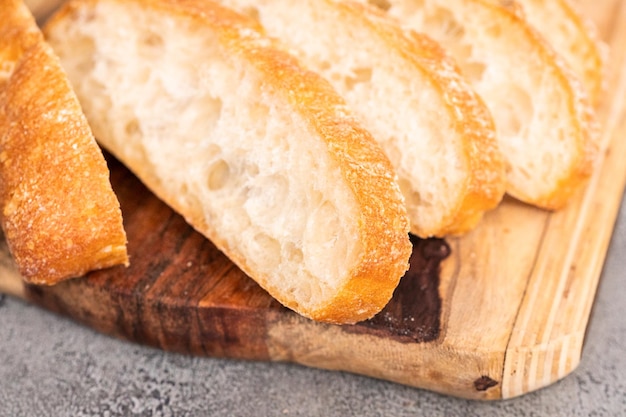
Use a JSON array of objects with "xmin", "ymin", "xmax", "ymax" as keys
[
  {"xmin": 219, "ymin": 0, "xmax": 506, "ymax": 237},
  {"xmin": 513, "ymin": 0, "xmax": 606, "ymax": 105},
  {"xmin": 369, "ymin": 0, "xmax": 598, "ymax": 209},
  {"xmin": 0, "ymin": 0, "xmax": 128, "ymax": 285},
  {"xmin": 44, "ymin": 0, "xmax": 413, "ymax": 323}
]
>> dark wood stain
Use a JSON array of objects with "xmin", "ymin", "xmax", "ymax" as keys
[
  {"xmin": 474, "ymin": 375, "xmax": 499, "ymax": 391},
  {"xmin": 23, "ymin": 154, "xmax": 446, "ymax": 357},
  {"xmin": 23, "ymin": 156, "xmax": 277, "ymax": 360},
  {"xmin": 346, "ymin": 234, "xmax": 448, "ymax": 343}
]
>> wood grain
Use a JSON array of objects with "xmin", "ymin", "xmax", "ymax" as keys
[{"xmin": 2, "ymin": 0, "xmax": 625, "ymax": 400}]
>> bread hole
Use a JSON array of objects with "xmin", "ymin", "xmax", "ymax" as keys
[
  {"xmin": 329, "ymin": 71, "xmax": 344, "ymax": 84},
  {"xmin": 135, "ymin": 31, "xmax": 165, "ymax": 61},
  {"xmin": 296, "ymin": 280, "xmax": 313, "ymax": 304},
  {"xmin": 367, "ymin": 0, "xmax": 392, "ymax": 12},
  {"xmin": 245, "ymin": 174, "xmax": 289, "ymax": 221},
  {"xmin": 206, "ymin": 159, "xmax": 230, "ymax": 191},
  {"xmin": 251, "ymin": 232, "xmax": 281, "ymax": 271},
  {"xmin": 306, "ymin": 277, "xmax": 324, "ymax": 305},
  {"xmin": 140, "ymin": 31, "xmax": 164, "ymax": 49},
  {"xmin": 294, "ymin": 269, "xmax": 323, "ymax": 305},
  {"xmin": 503, "ymin": 159, "xmax": 513, "ymax": 175},
  {"xmin": 250, "ymin": 102, "xmax": 268, "ymax": 120},
  {"xmin": 284, "ymin": 283, "xmax": 306, "ymax": 308},
  {"xmin": 179, "ymin": 183, "xmax": 203, "ymax": 215},
  {"xmin": 136, "ymin": 67, "xmax": 151, "ymax": 84},
  {"xmin": 245, "ymin": 162, "xmax": 259, "ymax": 178},
  {"xmin": 72, "ymin": 36, "xmax": 96, "ymax": 73},
  {"xmin": 421, "ymin": 6, "xmax": 477, "ymax": 70},
  {"xmin": 486, "ymin": 23, "xmax": 503, "ymax": 38},
  {"xmin": 460, "ymin": 61, "xmax": 486, "ymax": 83},
  {"xmin": 309, "ymin": 202, "xmax": 340, "ymax": 244},
  {"xmin": 541, "ymin": 153, "xmax": 554, "ymax": 178},
  {"xmin": 318, "ymin": 60, "xmax": 332, "ymax": 73},
  {"xmin": 497, "ymin": 0, "xmax": 517, "ymax": 12},
  {"xmin": 240, "ymin": 6, "xmax": 260, "ymax": 21},
  {"xmin": 72, "ymin": 6, "xmax": 95, "ymax": 23},
  {"xmin": 452, "ymin": 43, "xmax": 474, "ymax": 64},
  {"xmin": 424, "ymin": 6, "xmax": 465, "ymax": 42},
  {"xmin": 124, "ymin": 118, "xmax": 141, "ymax": 139},
  {"xmin": 304, "ymin": 200, "xmax": 347, "ymax": 279},
  {"xmin": 285, "ymin": 285, "xmax": 297, "ymax": 296},
  {"xmin": 204, "ymin": 143, "xmax": 223, "ymax": 159},
  {"xmin": 398, "ymin": 178, "xmax": 422, "ymax": 207},
  {"xmin": 516, "ymin": 164, "xmax": 533, "ymax": 181},
  {"xmin": 489, "ymin": 84, "xmax": 534, "ymax": 139},
  {"xmin": 248, "ymin": 102, "xmax": 269, "ymax": 131},
  {"xmin": 382, "ymin": 0, "xmax": 425, "ymax": 14},
  {"xmin": 383, "ymin": 140, "xmax": 401, "ymax": 166},
  {"xmin": 344, "ymin": 67, "xmax": 373, "ymax": 92},
  {"xmin": 308, "ymin": 190, "xmax": 324, "ymax": 214},
  {"xmin": 283, "ymin": 242, "xmax": 303, "ymax": 265},
  {"xmin": 197, "ymin": 95, "xmax": 223, "ymax": 133}
]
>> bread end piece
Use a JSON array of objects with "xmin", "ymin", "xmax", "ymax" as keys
[{"xmin": 0, "ymin": 0, "xmax": 128, "ymax": 285}]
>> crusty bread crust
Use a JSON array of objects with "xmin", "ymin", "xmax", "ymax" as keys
[
  {"xmin": 375, "ymin": 0, "xmax": 599, "ymax": 209},
  {"xmin": 344, "ymin": 1, "xmax": 505, "ymax": 236},
  {"xmin": 0, "ymin": 0, "xmax": 128, "ymax": 285},
  {"xmin": 45, "ymin": 0, "xmax": 412, "ymax": 323},
  {"xmin": 513, "ymin": 0, "xmax": 606, "ymax": 106},
  {"xmin": 480, "ymin": 0, "xmax": 599, "ymax": 209},
  {"xmin": 220, "ymin": 0, "xmax": 505, "ymax": 237}
]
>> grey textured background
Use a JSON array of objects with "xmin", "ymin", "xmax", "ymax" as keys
[{"xmin": 1, "ymin": 199, "xmax": 625, "ymax": 417}]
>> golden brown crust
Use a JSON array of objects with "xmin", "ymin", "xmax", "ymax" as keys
[
  {"xmin": 341, "ymin": 1, "xmax": 506, "ymax": 236},
  {"xmin": 374, "ymin": 0, "xmax": 599, "ymax": 209},
  {"xmin": 214, "ymin": 7, "xmax": 413, "ymax": 322},
  {"xmin": 0, "ymin": 0, "xmax": 128, "ymax": 285},
  {"xmin": 249, "ymin": 49, "xmax": 412, "ymax": 323},
  {"xmin": 47, "ymin": 0, "xmax": 412, "ymax": 323},
  {"xmin": 512, "ymin": 0, "xmax": 606, "ymax": 106},
  {"xmin": 475, "ymin": 0, "xmax": 599, "ymax": 209}
]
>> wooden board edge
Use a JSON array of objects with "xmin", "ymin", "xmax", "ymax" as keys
[{"xmin": 500, "ymin": 1, "xmax": 626, "ymax": 398}]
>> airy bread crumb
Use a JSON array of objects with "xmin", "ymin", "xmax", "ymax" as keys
[
  {"xmin": 371, "ymin": 0, "xmax": 599, "ymax": 209},
  {"xmin": 45, "ymin": 0, "xmax": 412, "ymax": 323}
]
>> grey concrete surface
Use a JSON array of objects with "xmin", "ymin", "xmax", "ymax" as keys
[{"xmin": 1, "ymin": 199, "xmax": 625, "ymax": 417}]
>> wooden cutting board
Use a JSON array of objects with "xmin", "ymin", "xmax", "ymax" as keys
[{"xmin": 2, "ymin": 0, "xmax": 625, "ymax": 400}]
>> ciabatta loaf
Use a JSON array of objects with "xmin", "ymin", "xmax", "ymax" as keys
[
  {"xmin": 220, "ymin": 0, "xmax": 505, "ymax": 238},
  {"xmin": 369, "ymin": 0, "xmax": 598, "ymax": 209},
  {"xmin": 514, "ymin": 0, "xmax": 606, "ymax": 105},
  {"xmin": 45, "ymin": 0, "xmax": 413, "ymax": 323},
  {"xmin": 0, "ymin": 0, "xmax": 128, "ymax": 285}
]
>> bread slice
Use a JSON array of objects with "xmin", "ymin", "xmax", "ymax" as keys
[
  {"xmin": 514, "ymin": 0, "xmax": 606, "ymax": 105},
  {"xmin": 368, "ymin": 0, "xmax": 598, "ymax": 209},
  {"xmin": 0, "ymin": 0, "xmax": 128, "ymax": 285},
  {"xmin": 44, "ymin": 0, "xmax": 413, "ymax": 323},
  {"xmin": 219, "ymin": 0, "xmax": 505, "ymax": 238}
]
